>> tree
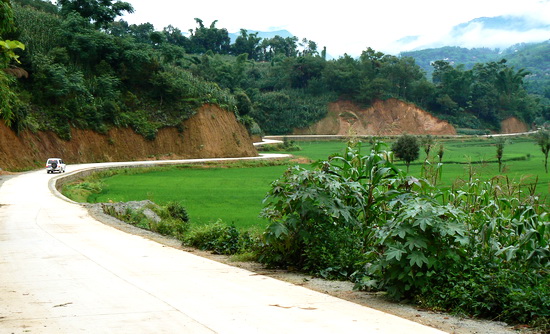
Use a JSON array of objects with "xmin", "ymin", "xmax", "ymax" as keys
[
  {"xmin": 437, "ymin": 144, "xmax": 444, "ymax": 163},
  {"xmin": 420, "ymin": 135, "xmax": 435, "ymax": 161},
  {"xmin": 231, "ymin": 29, "xmax": 261, "ymax": 60},
  {"xmin": 495, "ymin": 137, "xmax": 505, "ymax": 173},
  {"xmin": 392, "ymin": 134, "xmax": 420, "ymax": 172},
  {"xmin": 534, "ymin": 129, "xmax": 550, "ymax": 173},
  {"xmin": 57, "ymin": 0, "xmax": 134, "ymax": 29},
  {"xmin": 1, "ymin": 0, "xmax": 15, "ymax": 37},
  {"xmin": 1, "ymin": 0, "xmax": 25, "ymax": 126},
  {"xmin": 188, "ymin": 18, "xmax": 230, "ymax": 54}
]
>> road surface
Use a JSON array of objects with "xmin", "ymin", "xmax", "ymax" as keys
[{"xmin": 0, "ymin": 156, "xmax": 446, "ymax": 333}]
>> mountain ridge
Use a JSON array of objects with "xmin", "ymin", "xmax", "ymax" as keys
[{"xmin": 392, "ymin": 14, "xmax": 549, "ymax": 54}]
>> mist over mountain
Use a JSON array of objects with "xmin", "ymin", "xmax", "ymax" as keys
[{"xmin": 391, "ymin": 14, "xmax": 550, "ymax": 53}]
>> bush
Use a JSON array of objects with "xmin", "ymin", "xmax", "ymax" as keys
[
  {"xmin": 257, "ymin": 138, "xmax": 302, "ymax": 152},
  {"xmin": 359, "ymin": 194, "xmax": 470, "ymax": 300},
  {"xmin": 260, "ymin": 141, "xmax": 402, "ymax": 279},
  {"xmin": 102, "ymin": 201, "xmax": 190, "ymax": 239},
  {"xmin": 165, "ymin": 201, "xmax": 189, "ymax": 222},
  {"xmin": 261, "ymin": 140, "xmax": 549, "ymax": 329},
  {"xmin": 183, "ymin": 220, "xmax": 256, "ymax": 255},
  {"xmin": 420, "ymin": 261, "xmax": 549, "ymax": 330},
  {"xmin": 152, "ymin": 218, "xmax": 188, "ymax": 238}
]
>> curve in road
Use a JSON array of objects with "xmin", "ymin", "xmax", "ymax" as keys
[{"xmin": 0, "ymin": 155, "xmax": 446, "ymax": 333}]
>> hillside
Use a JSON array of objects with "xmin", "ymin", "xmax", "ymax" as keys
[
  {"xmin": 1, "ymin": 0, "xmax": 546, "ymax": 145},
  {"xmin": 0, "ymin": 105, "xmax": 257, "ymax": 171},
  {"xmin": 401, "ymin": 41, "xmax": 550, "ymax": 97}
]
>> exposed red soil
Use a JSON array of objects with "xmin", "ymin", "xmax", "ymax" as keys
[
  {"xmin": 0, "ymin": 105, "xmax": 257, "ymax": 171},
  {"xmin": 294, "ymin": 99, "xmax": 457, "ymax": 136},
  {"xmin": 500, "ymin": 117, "xmax": 529, "ymax": 134}
]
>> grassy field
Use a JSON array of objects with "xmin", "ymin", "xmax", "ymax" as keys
[{"xmin": 83, "ymin": 137, "xmax": 549, "ymax": 230}]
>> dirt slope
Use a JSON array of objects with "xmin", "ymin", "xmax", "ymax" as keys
[
  {"xmin": 0, "ymin": 105, "xmax": 257, "ymax": 171},
  {"xmin": 294, "ymin": 99, "xmax": 457, "ymax": 136},
  {"xmin": 500, "ymin": 117, "xmax": 529, "ymax": 134}
]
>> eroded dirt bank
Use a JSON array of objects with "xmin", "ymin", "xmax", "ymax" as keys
[
  {"xmin": 501, "ymin": 117, "xmax": 529, "ymax": 133},
  {"xmin": 0, "ymin": 105, "xmax": 257, "ymax": 171},
  {"xmin": 294, "ymin": 99, "xmax": 458, "ymax": 136}
]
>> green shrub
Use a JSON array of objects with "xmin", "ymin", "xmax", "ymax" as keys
[
  {"xmin": 358, "ymin": 194, "xmax": 470, "ymax": 300},
  {"xmin": 420, "ymin": 260, "xmax": 549, "ymax": 329},
  {"xmin": 261, "ymin": 140, "xmax": 548, "ymax": 329},
  {"xmin": 151, "ymin": 218, "xmax": 189, "ymax": 238},
  {"xmin": 184, "ymin": 221, "xmax": 256, "ymax": 255},
  {"xmin": 165, "ymin": 201, "xmax": 189, "ymax": 222},
  {"xmin": 260, "ymin": 141, "xmax": 402, "ymax": 279},
  {"xmin": 257, "ymin": 138, "xmax": 302, "ymax": 152}
]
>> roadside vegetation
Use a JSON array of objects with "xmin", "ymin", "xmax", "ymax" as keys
[{"xmin": 62, "ymin": 136, "xmax": 549, "ymax": 331}]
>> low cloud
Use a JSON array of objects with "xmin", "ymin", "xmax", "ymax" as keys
[{"xmin": 389, "ymin": 14, "xmax": 549, "ymax": 54}]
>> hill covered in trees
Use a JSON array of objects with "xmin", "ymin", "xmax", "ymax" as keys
[
  {"xmin": 401, "ymin": 41, "xmax": 550, "ymax": 98},
  {"xmin": 1, "ymin": 0, "xmax": 548, "ymax": 140}
]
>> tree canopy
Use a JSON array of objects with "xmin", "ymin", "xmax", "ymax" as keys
[
  {"xmin": 57, "ymin": 0, "xmax": 134, "ymax": 28},
  {"xmin": 3, "ymin": 0, "xmax": 548, "ymax": 139}
]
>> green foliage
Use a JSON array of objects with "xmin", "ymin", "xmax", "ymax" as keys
[
  {"xmin": 495, "ymin": 137, "xmax": 505, "ymax": 172},
  {"xmin": 391, "ymin": 134, "xmax": 420, "ymax": 171},
  {"xmin": 0, "ymin": 39, "xmax": 24, "ymax": 66},
  {"xmin": 57, "ymin": 0, "xmax": 134, "ymax": 29},
  {"xmin": 0, "ymin": 69, "xmax": 20, "ymax": 125},
  {"xmin": 257, "ymin": 138, "xmax": 301, "ymax": 152},
  {"xmin": 403, "ymin": 42, "xmax": 550, "ymax": 99},
  {"xmin": 260, "ymin": 141, "xmax": 403, "ymax": 278},
  {"xmin": 164, "ymin": 201, "xmax": 189, "ymax": 223},
  {"xmin": 360, "ymin": 170, "xmax": 549, "ymax": 326},
  {"xmin": 184, "ymin": 220, "xmax": 256, "ymax": 255},
  {"xmin": 0, "ymin": 0, "xmax": 15, "ymax": 37},
  {"xmin": 5, "ymin": 2, "xmax": 546, "ymax": 138},
  {"xmin": 251, "ymin": 90, "xmax": 332, "ymax": 134},
  {"xmin": 260, "ymin": 140, "xmax": 548, "ymax": 327},
  {"xmin": 259, "ymin": 165, "xmax": 367, "ymax": 275},
  {"xmin": 13, "ymin": 4, "xmax": 62, "ymax": 58},
  {"xmin": 534, "ymin": 129, "xmax": 550, "ymax": 173},
  {"xmin": 102, "ymin": 201, "xmax": 190, "ymax": 238},
  {"xmin": 62, "ymin": 179, "xmax": 104, "ymax": 202},
  {"xmin": 421, "ymin": 260, "xmax": 549, "ymax": 328},
  {"xmin": 361, "ymin": 195, "xmax": 469, "ymax": 300}
]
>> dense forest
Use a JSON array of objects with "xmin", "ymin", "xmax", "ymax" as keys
[
  {"xmin": 0, "ymin": 0, "xmax": 548, "ymax": 139},
  {"xmin": 401, "ymin": 42, "xmax": 550, "ymax": 99}
]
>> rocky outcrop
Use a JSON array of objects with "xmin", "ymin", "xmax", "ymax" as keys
[
  {"xmin": 294, "ymin": 99, "xmax": 457, "ymax": 136},
  {"xmin": 0, "ymin": 105, "xmax": 257, "ymax": 171}
]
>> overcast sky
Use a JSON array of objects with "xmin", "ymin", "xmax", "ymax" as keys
[{"xmin": 122, "ymin": 0, "xmax": 550, "ymax": 56}]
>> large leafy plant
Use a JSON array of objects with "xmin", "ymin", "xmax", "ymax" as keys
[{"xmin": 260, "ymin": 140, "xmax": 404, "ymax": 278}]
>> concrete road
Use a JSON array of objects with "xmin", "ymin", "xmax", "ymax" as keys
[{"xmin": 0, "ymin": 157, "xmax": 447, "ymax": 333}]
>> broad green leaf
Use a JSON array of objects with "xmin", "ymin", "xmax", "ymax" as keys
[
  {"xmin": 385, "ymin": 246, "xmax": 406, "ymax": 262},
  {"xmin": 408, "ymin": 251, "xmax": 429, "ymax": 268}
]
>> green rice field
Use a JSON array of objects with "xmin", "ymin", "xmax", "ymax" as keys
[{"xmin": 84, "ymin": 137, "xmax": 549, "ymax": 230}]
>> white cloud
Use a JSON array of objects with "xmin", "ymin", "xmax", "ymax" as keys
[{"xmin": 122, "ymin": 0, "xmax": 550, "ymax": 56}]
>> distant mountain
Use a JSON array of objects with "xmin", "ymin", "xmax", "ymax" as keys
[
  {"xmin": 228, "ymin": 29, "xmax": 294, "ymax": 43},
  {"xmin": 401, "ymin": 41, "xmax": 550, "ymax": 97},
  {"xmin": 392, "ymin": 14, "xmax": 549, "ymax": 53},
  {"xmin": 451, "ymin": 16, "xmax": 549, "ymax": 33}
]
